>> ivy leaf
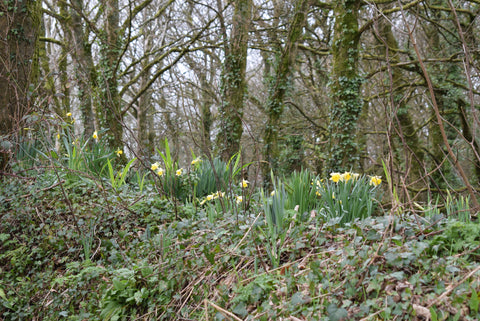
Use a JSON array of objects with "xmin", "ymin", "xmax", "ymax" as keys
[
  {"xmin": 0, "ymin": 288, "xmax": 7, "ymax": 301},
  {"xmin": 232, "ymin": 302, "xmax": 248, "ymax": 318},
  {"xmin": 327, "ymin": 303, "xmax": 348, "ymax": 321}
]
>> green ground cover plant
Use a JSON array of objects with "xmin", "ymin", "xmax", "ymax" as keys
[{"xmin": 1, "ymin": 134, "xmax": 480, "ymax": 320}]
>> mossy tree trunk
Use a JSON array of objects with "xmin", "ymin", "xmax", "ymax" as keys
[
  {"xmin": 261, "ymin": 0, "xmax": 309, "ymax": 183},
  {"xmin": 98, "ymin": 0, "xmax": 123, "ymax": 150},
  {"xmin": 68, "ymin": 0, "xmax": 97, "ymax": 138},
  {"xmin": 378, "ymin": 18, "xmax": 425, "ymax": 188},
  {"xmin": 137, "ymin": 30, "xmax": 155, "ymax": 158},
  {"xmin": 326, "ymin": 0, "xmax": 362, "ymax": 173},
  {"xmin": 217, "ymin": 0, "xmax": 252, "ymax": 161},
  {"xmin": 0, "ymin": 0, "xmax": 41, "ymax": 171}
]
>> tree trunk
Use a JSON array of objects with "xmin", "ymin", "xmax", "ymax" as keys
[
  {"xmin": 98, "ymin": 0, "xmax": 123, "ymax": 150},
  {"xmin": 217, "ymin": 0, "xmax": 252, "ymax": 161},
  {"xmin": 68, "ymin": 0, "xmax": 97, "ymax": 137},
  {"xmin": 326, "ymin": 0, "xmax": 362, "ymax": 173},
  {"xmin": 137, "ymin": 32, "xmax": 154, "ymax": 158},
  {"xmin": 378, "ymin": 18, "xmax": 425, "ymax": 188},
  {"xmin": 0, "ymin": 0, "xmax": 41, "ymax": 171},
  {"xmin": 262, "ymin": 0, "xmax": 309, "ymax": 182}
]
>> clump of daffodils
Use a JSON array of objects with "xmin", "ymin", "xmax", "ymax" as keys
[
  {"xmin": 151, "ymin": 162, "xmax": 160, "ymax": 171},
  {"xmin": 191, "ymin": 158, "xmax": 201, "ymax": 166},
  {"xmin": 329, "ymin": 171, "xmax": 360, "ymax": 183},
  {"xmin": 235, "ymin": 195, "xmax": 243, "ymax": 204},
  {"xmin": 369, "ymin": 175, "xmax": 382, "ymax": 186},
  {"xmin": 150, "ymin": 162, "xmax": 165, "ymax": 176}
]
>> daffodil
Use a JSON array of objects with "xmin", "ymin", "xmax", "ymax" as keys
[
  {"xmin": 316, "ymin": 191, "xmax": 321, "ymax": 196},
  {"xmin": 92, "ymin": 131, "xmax": 98, "ymax": 141},
  {"xmin": 332, "ymin": 192, "xmax": 335, "ymax": 199},
  {"xmin": 341, "ymin": 172, "xmax": 352, "ymax": 182},
  {"xmin": 369, "ymin": 175, "xmax": 382, "ymax": 187},
  {"xmin": 176, "ymin": 168, "xmax": 183, "ymax": 176},
  {"xmin": 270, "ymin": 190, "xmax": 276, "ymax": 196},
  {"xmin": 213, "ymin": 191, "xmax": 225, "ymax": 199},
  {"xmin": 157, "ymin": 168, "xmax": 165, "ymax": 176},
  {"xmin": 352, "ymin": 173, "xmax": 360, "ymax": 180},
  {"xmin": 206, "ymin": 194, "xmax": 214, "ymax": 201},
  {"xmin": 151, "ymin": 162, "xmax": 160, "ymax": 171},
  {"xmin": 66, "ymin": 112, "xmax": 72, "ymax": 117},
  {"xmin": 330, "ymin": 172, "xmax": 341, "ymax": 183},
  {"xmin": 116, "ymin": 149, "xmax": 123, "ymax": 157},
  {"xmin": 236, "ymin": 195, "xmax": 243, "ymax": 204},
  {"xmin": 191, "ymin": 158, "xmax": 201, "ymax": 165},
  {"xmin": 241, "ymin": 179, "xmax": 249, "ymax": 188},
  {"xmin": 56, "ymin": 133, "xmax": 60, "ymax": 139}
]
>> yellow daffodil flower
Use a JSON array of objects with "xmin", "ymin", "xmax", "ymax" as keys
[
  {"xmin": 270, "ymin": 190, "xmax": 276, "ymax": 196},
  {"xmin": 206, "ymin": 194, "xmax": 214, "ymax": 201},
  {"xmin": 176, "ymin": 168, "xmax": 183, "ymax": 176},
  {"xmin": 332, "ymin": 192, "xmax": 335, "ymax": 199},
  {"xmin": 66, "ymin": 112, "xmax": 72, "ymax": 117},
  {"xmin": 341, "ymin": 172, "xmax": 352, "ymax": 182},
  {"xmin": 369, "ymin": 176, "xmax": 382, "ymax": 186},
  {"xmin": 241, "ymin": 179, "xmax": 249, "ymax": 188},
  {"xmin": 191, "ymin": 158, "xmax": 201, "ymax": 165},
  {"xmin": 352, "ymin": 173, "xmax": 360, "ymax": 180},
  {"xmin": 213, "ymin": 191, "xmax": 225, "ymax": 199},
  {"xmin": 92, "ymin": 131, "xmax": 98, "ymax": 141},
  {"xmin": 151, "ymin": 162, "xmax": 160, "ymax": 171},
  {"xmin": 157, "ymin": 168, "xmax": 165, "ymax": 176},
  {"xmin": 56, "ymin": 133, "xmax": 60, "ymax": 139},
  {"xmin": 330, "ymin": 172, "xmax": 341, "ymax": 183},
  {"xmin": 236, "ymin": 196, "xmax": 243, "ymax": 204},
  {"xmin": 116, "ymin": 149, "xmax": 123, "ymax": 157}
]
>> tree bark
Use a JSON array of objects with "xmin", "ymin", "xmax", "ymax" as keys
[
  {"xmin": 0, "ymin": 0, "xmax": 41, "ymax": 171},
  {"xmin": 98, "ymin": 0, "xmax": 123, "ymax": 150},
  {"xmin": 377, "ymin": 18, "xmax": 425, "ymax": 187},
  {"xmin": 326, "ymin": 0, "xmax": 362, "ymax": 173},
  {"xmin": 217, "ymin": 0, "xmax": 252, "ymax": 161},
  {"xmin": 262, "ymin": 0, "xmax": 309, "ymax": 181}
]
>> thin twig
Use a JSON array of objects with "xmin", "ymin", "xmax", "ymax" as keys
[
  {"xmin": 204, "ymin": 300, "xmax": 243, "ymax": 321},
  {"xmin": 427, "ymin": 265, "xmax": 480, "ymax": 308}
]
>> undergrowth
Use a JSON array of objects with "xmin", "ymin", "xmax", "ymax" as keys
[{"xmin": 1, "ymin": 132, "xmax": 479, "ymax": 320}]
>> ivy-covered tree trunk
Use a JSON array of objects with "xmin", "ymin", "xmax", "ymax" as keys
[
  {"xmin": 326, "ymin": 0, "xmax": 362, "ymax": 173},
  {"xmin": 98, "ymin": 0, "xmax": 123, "ymax": 150},
  {"xmin": 199, "ymin": 70, "xmax": 213, "ymax": 155},
  {"xmin": 262, "ymin": 0, "xmax": 309, "ymax": 182},
  {"xmin": 0, "ymin": 0, "xmax": 41, "ymax": 171},
  {"xmin": 217, "ymin": 0, "xmax": 251, "ymax": 161},
  {"xmin": 68, "ymin": 0, "xmax": 97, "ymax": 137}
]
